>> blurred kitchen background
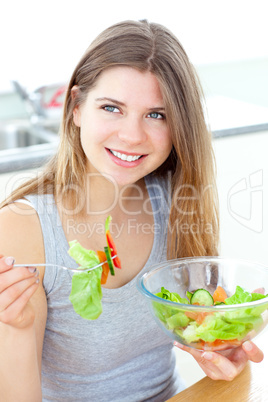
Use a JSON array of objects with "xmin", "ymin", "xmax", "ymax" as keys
[{"xmin": 0, "ymin": 0, "xmax": 267, "ymax": 387}]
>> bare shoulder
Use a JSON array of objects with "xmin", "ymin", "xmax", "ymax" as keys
[
  {"xmin": 0, "ymin": 202, "xmax": 45, "ymax": 266},
  {"xmin": 0, "ymin": 202, "xmax": 47, "ymax": 368}
]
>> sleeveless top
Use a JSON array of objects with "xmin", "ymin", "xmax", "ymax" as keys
[{"xmin": 25, "ymin": 173, "xmax": 185, "ymax": 402}]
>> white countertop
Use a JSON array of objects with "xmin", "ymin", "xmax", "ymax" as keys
[{"xmin": 206, "ymin": 96, "xmax": 268, "ymax": 134}]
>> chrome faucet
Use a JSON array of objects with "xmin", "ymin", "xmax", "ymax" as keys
[{"xmin": 11, "ymin": 80, "xmax": 46, "ymax": 121}]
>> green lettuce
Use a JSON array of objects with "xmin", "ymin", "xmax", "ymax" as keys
[
  {"xmin": 153, "ymin": 287, "xmax": 189, "ymax": 328},
  {"xmin": 224, "ymin": 286, "xmax": 268, "ymax": 322},
  {"xmin": 194, "ymin": 316, "xmax": 246, "ymax": 342},
  {"xmin": 167, "ymin": 312, "xmax": 190, "ymax": 329},
  {"xmin": 154, "ymin": 285, "xmax": 268, "ymax": 344},
  {"xmin": 68, "ymin": 240, "xmax": 100, "ymax": 268},
  {"xmin": 155, "ymin": 287, "xmax": 189, "ymax": 304},
  {"xmin": 68, "ymin": 240, "xmax": 103, "ymax": 320},
  {"xmin": 225, "ymin": 286, "xmax": 255, "ymax": 305}
]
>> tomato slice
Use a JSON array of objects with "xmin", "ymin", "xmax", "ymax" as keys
[
  {"xmin": 203, "ymin": 338, "xmax": 242, "ymax": 351},
  {"xmin": 106, "ymin": 230, "xmax": 121, "ymax": 268}
]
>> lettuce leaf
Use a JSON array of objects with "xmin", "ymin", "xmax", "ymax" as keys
[
  {"xmin": 251, "ymin": 292, "xmax": 267, "ymax": 301},
  {"xmin": 69, "ymin": 270, "xmax": 103, "ymax": 320},
  {"xmin": 68, "ymin": 240, "xmax": 103, "ymax": 320},
  {"xmin": 182, "ymin": 318, "xmax": 245, "ymax": 343},
  {"xmin": 68, "ymin": 240, "xmax": 100, "ymax": 268},
  {"xmin": 225, "ymin": 285, "xmax": 267, "ymax": 305},
  {"xmin": 154, "ymin": 285, "xmax": 268, "ymax": 344},
  {"xmin": 166, "ymin": 312, "xmax": 190, "ymax": 329},
  {"xmin": 153, "ymin": 287, "xmax": 189, "ymax": 325},
  {"xmin": 155, "ymin": 287, "xmax": 189, "ymax": 304},
  {"xmin": 195, "ymin": 315, "xmax": 246, "ymax": 342}
]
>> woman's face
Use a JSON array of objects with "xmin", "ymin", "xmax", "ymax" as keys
[{"xmin": 73, "ymin": 66, "xmax": 172, "ymax": 187}]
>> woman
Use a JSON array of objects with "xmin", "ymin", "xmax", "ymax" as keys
[{"xmin": 0, "ymin": 20, "xmax": 263, "ymax": 401}]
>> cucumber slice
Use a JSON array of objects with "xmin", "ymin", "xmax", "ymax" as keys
[
  {"xmin": 191, "ymin": 289, "xmax": 214, "ymax": 306},
  {"xmin": 104, "ymin": 246, "xmax": 115, "ymax": 276}
]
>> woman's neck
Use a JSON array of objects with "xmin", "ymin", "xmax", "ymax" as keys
[{"xmin": 57, "ymin": 174, "xmax": 148, "ymax": 224}]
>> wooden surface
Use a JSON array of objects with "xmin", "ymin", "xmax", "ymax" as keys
[{"xmin": 168, "ymin": 334, "xmax": 267, "ymax": 402}]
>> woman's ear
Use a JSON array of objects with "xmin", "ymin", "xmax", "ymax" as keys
[{"xmin": 71, "ymin": 86, "xmax": 81, "ymax": 127}]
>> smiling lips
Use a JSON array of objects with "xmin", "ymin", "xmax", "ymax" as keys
[
  {"xmin": 109, "ymin": 149, "xmax": 143, "ymax": 162},
  {"xmin": 107, "ymin": 148, "xmax": 147, "ymax": 166}
]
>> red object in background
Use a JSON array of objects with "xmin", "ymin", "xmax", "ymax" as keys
[{"xmin": 45, "ymin": 85, "xmax": 66, "ymax": 108}]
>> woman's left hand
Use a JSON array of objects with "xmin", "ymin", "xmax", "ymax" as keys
[{"xmin": 174, "ymin": 341, "xmax": 264, "ymax": 381}]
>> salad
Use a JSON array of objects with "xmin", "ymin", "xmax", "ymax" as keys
[
  {"xmin": 154, "ymin": 285, "xmax": 268, "ymax": 350},
  {"xmin": 68, "ymin": 216, "xmax": 121, "ymax": 320}
]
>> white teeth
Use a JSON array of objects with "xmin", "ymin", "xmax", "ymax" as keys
[{"xmin": 110, "ymin": 149, "xmax": 142, "ymax": 162}]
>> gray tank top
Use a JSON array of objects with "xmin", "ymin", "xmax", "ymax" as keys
[{"xmin": 26, "ymin": 174, "xmax": 185, "ymax": 402}]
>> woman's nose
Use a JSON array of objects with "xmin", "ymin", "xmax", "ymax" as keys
[{"xmin": 117, "ymin": 116, "xmax": 147, "ymax": 146}]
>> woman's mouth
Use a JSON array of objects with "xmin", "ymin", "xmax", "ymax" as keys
[
  {"xmin": 106, "ymin": 148, "xmax": 147, "ymax": 167},
  {"xmin": 109, "ymin": 149, "xmax": 143, "ymax": 162}
]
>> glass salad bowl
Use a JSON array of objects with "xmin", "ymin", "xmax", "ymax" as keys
[{"xmin": 137, "ymin": 257, "xmax": 268, "ymax": 351}]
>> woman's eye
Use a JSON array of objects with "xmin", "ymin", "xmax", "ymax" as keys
[
  {"xmin": 103, "ymin": 105, "xmax": 120, "ymax": 113},
  {"xmin": 148, "ymin": 112, "xmax": 165, "ymax": 120}
]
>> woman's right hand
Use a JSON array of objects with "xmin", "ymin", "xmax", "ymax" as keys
[{"xmin": 0, "ymin": 255, "xmax": 40, "ymax": 329}]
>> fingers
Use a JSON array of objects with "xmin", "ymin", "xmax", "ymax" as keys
[
  {"xmin": 0, "ymin": 256, "xmax": 15, "ymax": 273},
  {"xmin": 174, "ymin": 341, "xmax": 247, "ymax": 381},
  {"xmin": 0, "ymin": 281, "xmax": 39, "ymax": 324},
  {"xmin": 242, "ymin": 341, "xmax": 264, "ymax": 363},
  {"xmin": 0, "ymin": 266, "xmax": 39, "ymax": 293},
  {"xmin": 0, "ymin": 256, "xmax": 40, "ymax": 326},
  {"xmin": 0, "ymin": 272, "xmax": 39, "ymax": 313},
  {"xmin": 174, "ymin": 340, "xmax": 265, "ymax": 382},
  {"xmin": 201, "ymin": 351, "xmax": 243, "ymax": 381}
]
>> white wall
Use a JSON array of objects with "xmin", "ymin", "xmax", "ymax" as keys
[
  {"xmin": 214, "ymin": 131, "xmax": 268, "ymax": 266},
  {"xmin": 1, "ymin": 0, "xmax": 268, "ymax": 93}
]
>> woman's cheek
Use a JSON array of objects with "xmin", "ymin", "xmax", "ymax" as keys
[{"xmin": 154, "ymin": 128, "xmax": 172, "ymax": 150}]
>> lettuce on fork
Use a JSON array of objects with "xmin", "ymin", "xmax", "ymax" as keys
[
  {"xmin": 67, "ymin": 216, "xmax": 121, "ymax": 320},
  {"xmin": 68, "ymin": 241, "xmax": 103, "ymax": 320}
]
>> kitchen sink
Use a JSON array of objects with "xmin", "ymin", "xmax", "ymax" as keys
[
  {"xmin": 0, "ymin": 124, "xmax": 55, "ymax": 150},
  {"xmin": 0, "ymin": 120, "xmax": 59, "ymax": 173}
]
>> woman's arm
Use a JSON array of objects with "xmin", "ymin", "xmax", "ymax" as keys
[{"xmin": 0, "ymin": 203, "xmax": 47, "ymax": 401}]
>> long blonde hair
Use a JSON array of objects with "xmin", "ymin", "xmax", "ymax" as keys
[{"xmin": 1, "ymin": 19, "xmax": 219, "ymax": 258}]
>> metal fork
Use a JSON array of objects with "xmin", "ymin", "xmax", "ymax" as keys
[{"xmin": 13, "ymin": 255, "xmax": 117, "ymax": 273}]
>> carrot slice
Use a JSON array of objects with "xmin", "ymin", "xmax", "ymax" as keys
[
  {"xmin": 97, "ymin": 250, "xmax": 110, "ymax": 285},
  {"xmin": 185, "ymin": 311, "xmax": 199, "ymax": 320},
  {"xmin": 213, "ymin": 286, "xmax": 228, "ymax": 303}
]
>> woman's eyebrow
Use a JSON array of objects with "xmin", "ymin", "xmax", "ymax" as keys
[
  {"xmin": 95, "ymin": 97, "xmax": 165, "ymax": 111},
  {"xmin": 95, "ymin": 97, "xmax": 125, "ymax": 106},
  {"xmin": 148, "ymin": 106, "xmax": 165, "ymax": 111}
]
